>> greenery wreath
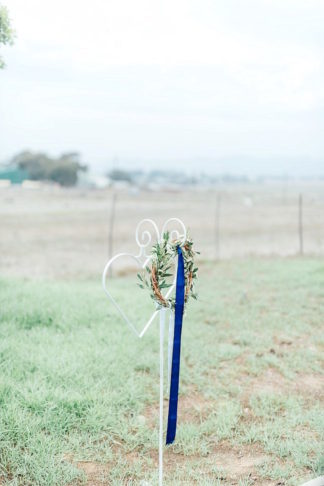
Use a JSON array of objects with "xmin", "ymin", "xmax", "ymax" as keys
[{"xmin": 137, "ymin": 231, "xmax": 198, "ymax": 311}]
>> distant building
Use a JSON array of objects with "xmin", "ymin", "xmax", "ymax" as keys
[
  {"xmin": 77, "ymin": 171, "xmax": 111, "ymax": 189},
  {"xmin": 0, "ymin": 165, "xmax": 28, "ymax": 184}
]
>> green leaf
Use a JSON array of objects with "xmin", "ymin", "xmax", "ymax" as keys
[{"xmin": 160, "ymin": 283, "xmax": 172, "ymax": 289}]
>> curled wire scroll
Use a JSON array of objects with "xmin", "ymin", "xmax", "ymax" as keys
[{"xmin": 102, "ymin": 218, "xmax": 186, "ymax": 338}]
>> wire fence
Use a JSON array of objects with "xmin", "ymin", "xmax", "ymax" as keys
[
  {"xmin": 107, "ymin": 185, "xmax": 324, "ymax": 263},
  {"xmin": 1, "ymin": 183, "xmax": 323, "ymax": 279}
]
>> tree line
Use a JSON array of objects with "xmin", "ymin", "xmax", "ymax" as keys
[
  {"xmin": 10, "ymin": 151, "xmax": 88, "ymax": 186},
  {"xmin": 0, "ymin": 4, "xmax": 14, "ymax": 69}
]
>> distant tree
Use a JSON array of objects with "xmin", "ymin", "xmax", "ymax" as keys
[
  {"xmin": 0, "ymin": 5, "xmax": 15, "ymax": 69},
  {"xmin": 107, "ymin": 169, "xmax": 133, "ymax": 183},
  {"xmin": 11, "ymin": 151, "xmax": 52, "ymax": 180},
  {"xmin": 49, "ymin": 153, "xmax": 87, "ymax": 187},
  {"xmin": 49, "ymin": 162, "xmax": 79, "ymax": 186},
  {"xmin": 11, "ymin": 150, "xmax": 87, "ymax": 186}
]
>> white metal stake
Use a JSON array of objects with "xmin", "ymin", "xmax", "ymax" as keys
[
  {"xmin": 159, "ymin": 308, "xmax": 165, "ymax": 486},
  {"xmin": 102, "ymin": 218, "xmax": 187, "ymax": 485}
]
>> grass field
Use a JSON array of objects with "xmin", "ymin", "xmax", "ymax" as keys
[{"xmin": 0, "ymin": 258, "xmax": 323, "ymax": 485}]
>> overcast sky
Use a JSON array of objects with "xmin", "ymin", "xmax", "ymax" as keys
[{"xmin": 0, "ymin": 0, "xmax": 323, "ymax": 175}]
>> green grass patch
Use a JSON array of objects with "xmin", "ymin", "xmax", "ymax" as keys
[{"xmin": 0, "ymin": 258, "xmax": 323, "ymax": 485}]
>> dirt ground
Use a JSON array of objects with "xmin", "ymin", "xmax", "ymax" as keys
[{"xmin": 0, "ymin": 181, "xmax": 323, "ymax": 279}]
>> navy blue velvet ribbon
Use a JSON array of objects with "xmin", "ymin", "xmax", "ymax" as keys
[{"xmin": 166, "ymin": 246, "xmax": 185, "ymax": 445}]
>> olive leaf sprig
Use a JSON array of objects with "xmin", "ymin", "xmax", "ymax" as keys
[{"xmin": 137, "ymin": 231, "xmax": 198, "ymax": 311}]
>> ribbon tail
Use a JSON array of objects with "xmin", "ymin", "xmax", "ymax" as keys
[{"xmin": 166, "ymin": 246, "xmax": 185, "ymax": 445}]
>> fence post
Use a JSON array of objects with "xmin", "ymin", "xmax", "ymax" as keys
[
  {"xmin": 108, "ymin": 192, "xmax": 117, "ymax": 276},
  {"xmin": 215, "ymin": 193, "xmax": 221, "ymax": 260},
  {"xmin": 298, "ymin": 193, "xmax": 303, "ymax": 255}
]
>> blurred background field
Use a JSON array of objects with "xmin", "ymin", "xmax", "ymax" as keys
[{"xmin": 1, "ymin": 181, "xmax": 324, "ymax": 280}]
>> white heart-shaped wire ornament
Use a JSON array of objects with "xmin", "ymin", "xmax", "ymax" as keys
[{"xmin": 102, "ymin": 218, "xmax": 187, "ymax": 338}]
